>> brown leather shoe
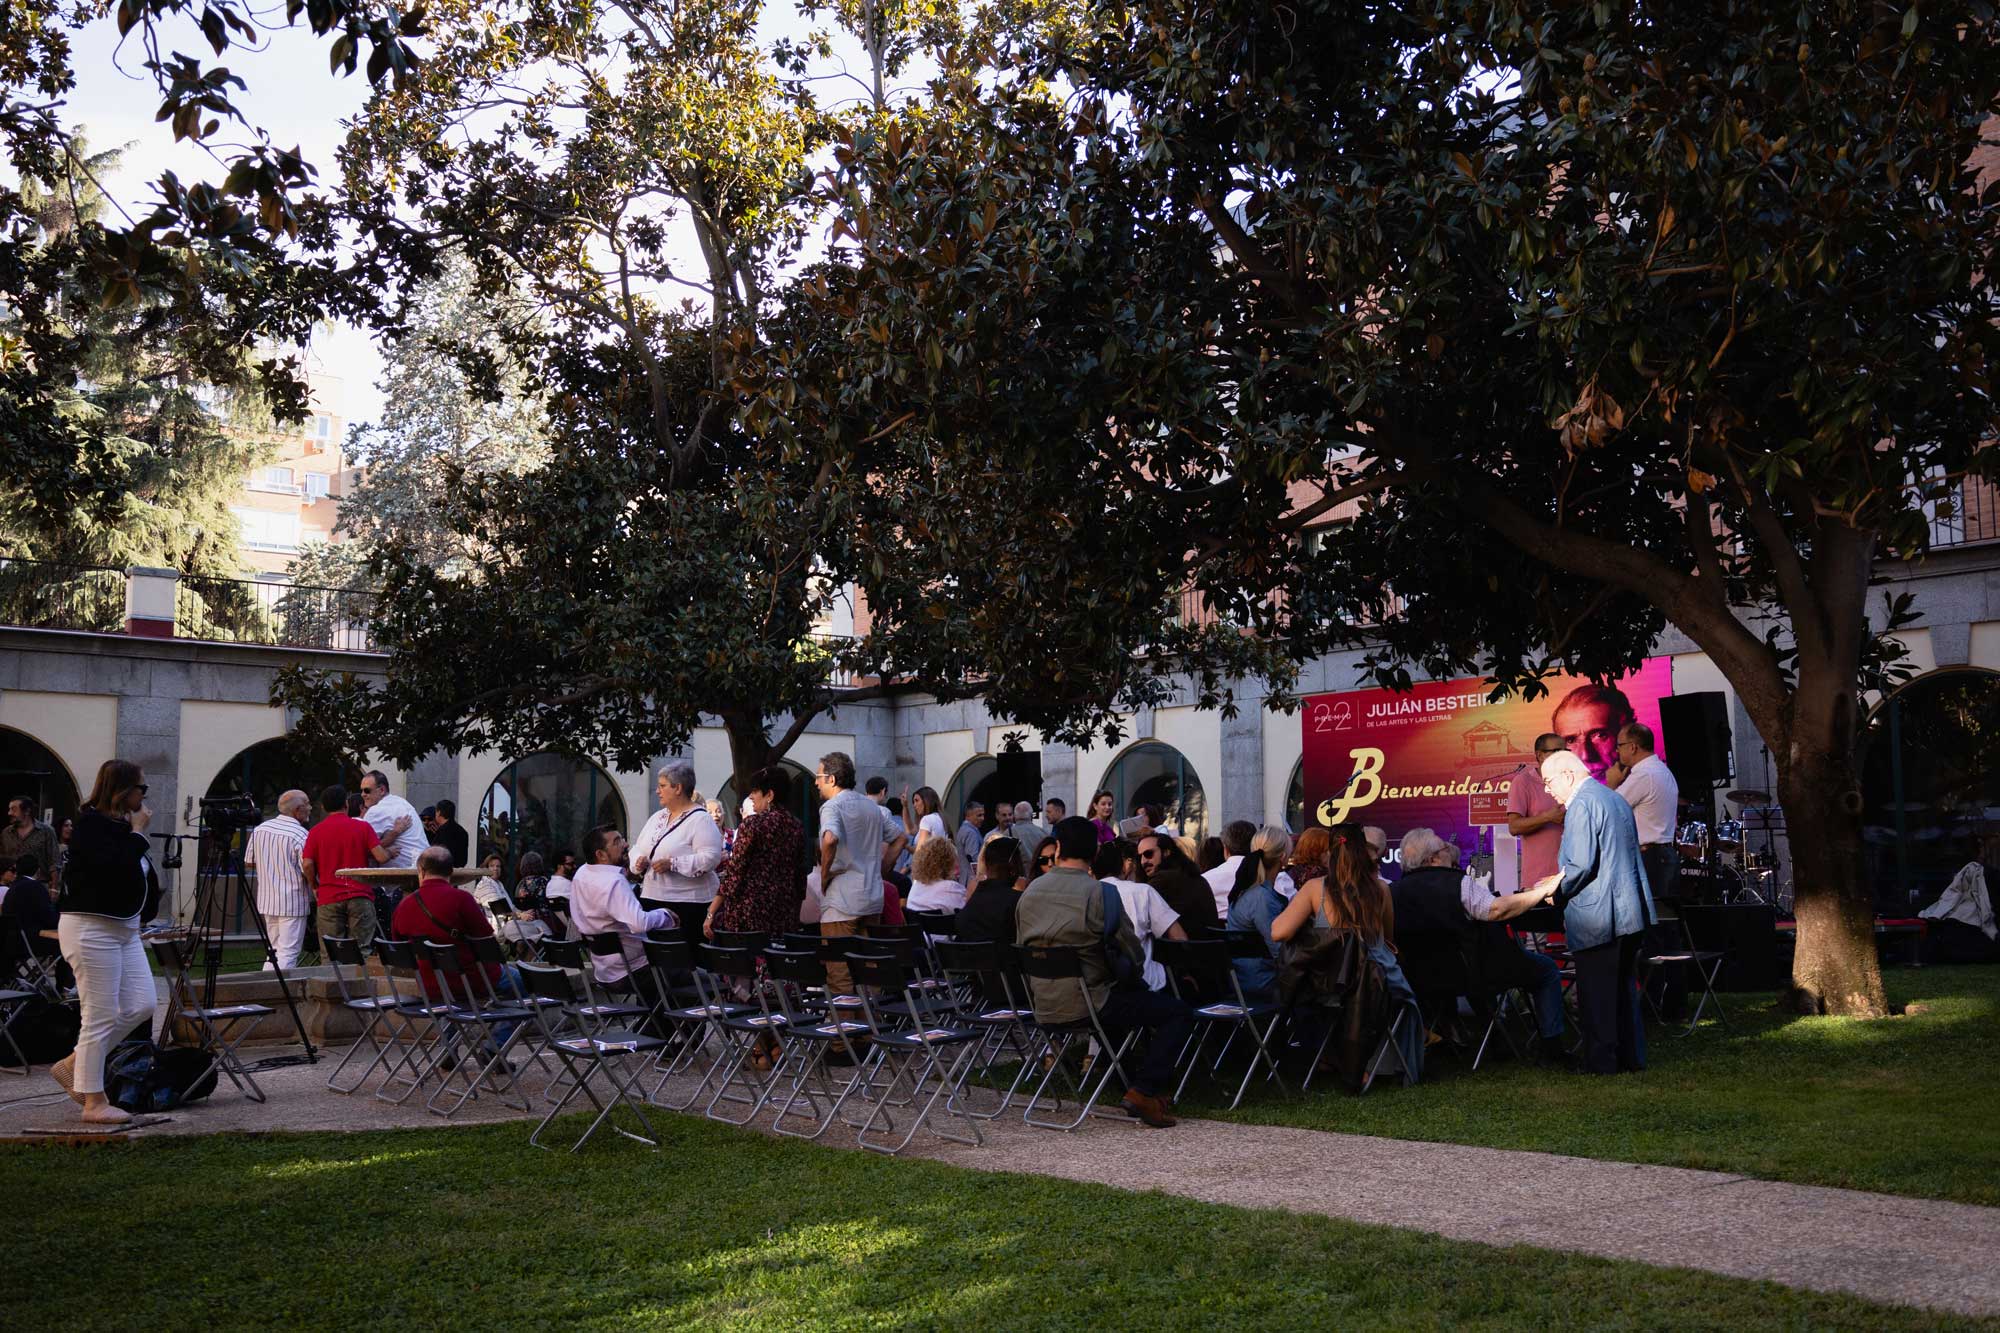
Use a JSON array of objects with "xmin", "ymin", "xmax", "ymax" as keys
[{"xmin": 1121, "ymin": 1088, "xmax": 1178, "ymax": 1128}]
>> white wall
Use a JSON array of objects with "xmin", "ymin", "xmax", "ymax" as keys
[
  {"xmin": 177, "ymin": 701, "xmax": 286, "ymax": 806},
  {"xmin": 1264, "ymin": 705, "xmax": 1304, "ymax": 830},
  {"xmin": 924, "ymin": 729, "xmax": 976, "ymax": 797},
  {"xmin": 1, "ymin": 690, "xmax": 115, "ymax": 799}
]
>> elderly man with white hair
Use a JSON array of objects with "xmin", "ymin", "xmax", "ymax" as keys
[
  {"xmin": 1538, "ymin": 749, "xmax": 1656, "ymax": 1075},
  {"xmin": 1390, "ymin": 827, "xmax": 1568, "ymax": 1062},
  {"xmin": 1009, "ymin": 801, "xmax": 1045, "ymax": 861},
  {"xmin": 244, "ymin": 789, "xmax": 313, "ymax": 970}
]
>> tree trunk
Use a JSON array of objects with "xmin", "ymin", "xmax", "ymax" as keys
[
  {"xmin": 1777, "ymin": 762, "xmax": 1887, "ymax": 1016},
  {"xmin": 720, "ymin": 711, "xmax": 775, "ymax": 816}
]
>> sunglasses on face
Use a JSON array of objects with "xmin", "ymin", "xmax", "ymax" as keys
[{"xmin": 1037, "ymin": 854, "xmax": 1055, "ymax": 865}]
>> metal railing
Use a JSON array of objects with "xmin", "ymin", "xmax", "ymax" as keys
[
  {"xmin": 1929, "ymin": 476, "xmax": 2000, "ymax": 550},
  {"xmin": 175, "ymin": 573, "xmax": 376, "ymax": 652},
  {"xmin": 0, "ymin": 557, "xmax": 129, "ymax": 633}
]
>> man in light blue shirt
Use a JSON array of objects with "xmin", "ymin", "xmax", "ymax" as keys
[
  {"xmin": 1541, "ymin": 750, "xmax": 1656, "ymax": 1075},
  {"xmin": 815, "ymin": 752, "xmax": 882, "ymax": 1005}
]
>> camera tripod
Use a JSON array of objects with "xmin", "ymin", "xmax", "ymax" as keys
[{"xmin": 170, "ymin": 812, "xmax": 317, "ymax": 1066}]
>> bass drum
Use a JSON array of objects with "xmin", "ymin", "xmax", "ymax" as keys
[{"xmin": 1673, "ymin": 862, "xmax": 1740, "ymax": 904}]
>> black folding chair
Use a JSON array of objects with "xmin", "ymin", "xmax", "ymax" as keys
[
  {"xmin": 699, "ymin": 943, "xmax": 796, "ymax": 1125},
  {"xmin": 641, "ymin": 937, "xmax": 754, "ymax": 1110},
  {"xmin": 416, "ymin": 940, "xmax": 537, "ymax": 1116},
  {"xmin": 150, "ymin": 935, "xmax": 273, "ymax": 1103},
  {"xmin": 556, "ymin": 936, "xmax": 655, "ymax": 1030},
  {"xmin": 932, "ymin": 939, "xmax": 1042, "ymax": 1119},
  {"xmin": 370, "ymin": 937, "xmax": 455, "ymax": 1105},
  {"xmin": 841, "ymin": 950, "xmax": 984, "ymax": 1154},
  {"xmin": 321, "ymin": 933, "xmax": 415, "ymax": 1094},
  {"xmin": 1652, "ymin": 903, "xmax": 1731, "ymax": 1035},
  {"xmin": 1156, "ymin": 936, "xmax": 1288, "ymax": 1109},
  {"xmin": 760, "ymin": 946, "xmax": 876, "ymax": 1140},
  {"xmin": 1013, "ymin": 944, "xmax": 1140, "ymax": 1131},
  {"xmin": 517, "ymin": 961, "xmax": 668, "ymax": 1152}
]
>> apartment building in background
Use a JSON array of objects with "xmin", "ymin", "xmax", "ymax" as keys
[{"xmin": 228, "ymin": 370, "xmax": 353, "ymax": 577}]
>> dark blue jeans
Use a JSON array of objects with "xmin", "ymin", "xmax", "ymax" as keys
[
  {"xmin": 1098, "ymin": 985, "xmax": 1196, "ymax": 1098},
  {"xmin": 1522, "ymin": 948, "xmax": 1566, "ymax": 1039}
]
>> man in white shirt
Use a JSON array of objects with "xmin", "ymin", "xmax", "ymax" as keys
[
  {"xmin": 244, "ymin": 790, "xmax": 314, "ymax": 969},
  {"xmin": 1202, "ymin": 820, "xmax": 1255, "ymax": 917},
  {"xmin": 358, "ymin": 770, "xmax": 424, "ymax": 868},
  {"xmin": 1605, "ymin": 722, "xmax": 1680, "ymax": 902},
  {"xmin": 1094, "ymin": 842, "xmax": 1186, "ymax": 992},
  {"xmin": 570, "ymin": 824, "xmax": 676, "ymax": 988}
]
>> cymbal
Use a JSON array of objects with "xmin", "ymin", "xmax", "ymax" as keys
[{"xmin": 1726, "ymin": 789, "xmax": 1773, "ymax": 806}]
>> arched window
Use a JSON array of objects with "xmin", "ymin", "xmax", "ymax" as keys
[
  {"xmin": 1285, "ymin": 759, "xmax": 1305, "ymax": 835},
  {"xmin": 1861, "ymin": 668, "xmax": 2000, "ymax": 906},
  {"xmin": 717, "ymin": 759, "xmax": 821, "ymax": 842},
  {"xmin": 0, "ymin": 726, "xmax": 80, "ymax": 830},
  {"xmin": 481, "ymin": 752, "xmax": 627, "ymax": 880},
  {"xmin": 1101, "ymin": 741, "xmax": 1207, "ymax": 839},
  {"xmin": 943, "ymin": 752, "xmax": 1043, "ymax": 828},
  {"xmin": 206, "ymin": 735, "xmax": 359, "ymax": 821}
]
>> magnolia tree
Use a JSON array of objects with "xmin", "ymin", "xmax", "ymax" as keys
[
  {"xmin": 773, "ymin": 0, "xmax": 2000, "ymax": 1015},
  {"xmin": 278, "ymin": 0, "xmax": 1294, "ymax": 799}
]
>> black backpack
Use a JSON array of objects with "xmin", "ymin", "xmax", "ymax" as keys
[{"xmin": 104, "ymin": 1038, "xmax": 218, "ymax": 1113}]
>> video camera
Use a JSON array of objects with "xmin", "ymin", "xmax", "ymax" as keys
[{"xmin": 198, "ymin": 792, "xmax": 263, "ymax": 833}]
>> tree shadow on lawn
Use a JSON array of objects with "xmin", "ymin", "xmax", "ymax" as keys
[
  {"xmin": 7, "ymin": 1117, "xmax": 1989, "ymax": 1331},
  {"xmin": 1185, "ymin": 964, "xmax": 2000, "ymax": 1204}
]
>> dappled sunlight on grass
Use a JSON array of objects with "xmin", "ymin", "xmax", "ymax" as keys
[
  {"xmin": 2, "ymin": 1119, "xmax": 1986, "ymax": 1332},
  {"xmin": 253, "ymin": 1146, "xmax": 447, "ymax": 1180},
  {"xmin": 1199, "ymin": 964, "xmax": 2000, "ymax": 1204}
]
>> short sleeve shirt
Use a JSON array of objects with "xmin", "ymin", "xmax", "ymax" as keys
[
  {"xmin": 300, "ymin": 813, "xmax": 381, "ymax": 905},
  {"xmin": 1506, "ymin": 767, "xmax": 1563, "ymax": 886},
  {"xmin": 819, "ymin": 788, "xmax": 884, "ymax": 919}
]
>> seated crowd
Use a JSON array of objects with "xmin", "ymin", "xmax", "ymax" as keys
[{"xmin": 160, "ymin": 750, "xmax": 1620, "ymax": 1132}]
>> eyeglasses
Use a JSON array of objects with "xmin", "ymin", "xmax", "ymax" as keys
[{"xmin": 1037, "ymin": 854, "xmax": 1056, "ymax": 866}]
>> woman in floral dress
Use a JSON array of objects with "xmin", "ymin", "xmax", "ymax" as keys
[{"xmin": 706, "ymin": 765, "xmax": 807, "ymax": 940}]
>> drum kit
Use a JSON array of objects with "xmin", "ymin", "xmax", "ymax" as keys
[{"xmin": 1676, "ymin": 788, "xmax": 1790, "ymax": 909}]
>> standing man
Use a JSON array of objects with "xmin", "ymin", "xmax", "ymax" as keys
[
  {"xmin": 1042, "ymin": 797, "xmax": 1066, "ymax": 833},
  {"xmin": 1505, "ymin": 733, "xmax": 1569, "ymax": 891},
  {"xmin": 244, "ymin": 790, "xmax": 312, "ymax": 970},
  {"xmin": 954, "ymin": 801, "xmax": 987, "ymax": 884},
  {"xmin": 301, "ymin": 784, "xmax": 392, "ymax": 949},
  {"xmin": 1010, "ymin": 801, "xmax": 1045, "ymax": 861},
  {"xmin": 1537, "ymin": 751, "xmax": 1655, "ymax": 1075},
  {"xmin": 358, "ymin": 771, "xmax": 425, "ymax": 869},
  {"xmin": 815, "ymin": 752, "xmax": 883, "ymax": 1012},
  {"xmin": 433, "ymin": 798, "xmax": 471, "ymax": 868},
  {"xmin": 2, "ymin": 797, "xmax": 59, "ymax": 882},
  {"xmin": 1605, "ymin": 723, "xmax": 1680, "ymax": 901}
]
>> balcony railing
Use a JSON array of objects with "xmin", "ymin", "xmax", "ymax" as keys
[
  {"xmin": 176, "ymin": 574, "xmax": 377, "ymax": 652},
  {"xmin": 1929, "ymin": 477, "xmax": 2000, "ymax": 550},
  {"xmin": 0, "ymin": 558, "xmax": 128, "ymax": 634}
]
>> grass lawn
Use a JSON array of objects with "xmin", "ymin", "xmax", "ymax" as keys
[
  {"xmin": 4, "ymin": 1117, "xmax": 1991, "ymax": 1332},
  {"xmin": 1182, "ymin": 963, "xmax": 2000, "ymax": 1206}
]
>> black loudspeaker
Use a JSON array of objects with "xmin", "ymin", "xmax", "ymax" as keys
[{"xmin": 1658, "ymin": 691, "xmax": 1732, "ymax": 792}]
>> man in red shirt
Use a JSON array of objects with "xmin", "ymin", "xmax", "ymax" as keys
[
  {"xmin": 301, "ymin": 783, "xmax": 391, "ymax": 948},
  {"xmin": 1505, "ymin": 734, "xmax": 1568, "ymax": 890},
  {"xmin": 391, "ymin": 845, "xmax": 525, "ymax": 1051}
]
